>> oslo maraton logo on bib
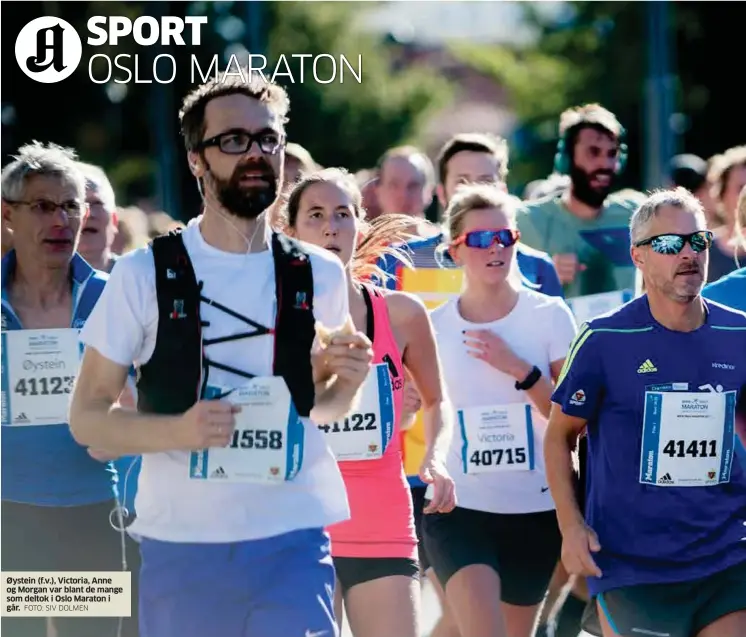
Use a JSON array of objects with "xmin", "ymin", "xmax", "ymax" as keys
[{"xmin": 15, "ymin": 17, "xmax": 83, "ymax": 83}]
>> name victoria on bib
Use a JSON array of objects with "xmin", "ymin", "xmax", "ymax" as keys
[{"xmin": 458, "ymin": 403, "xmax": 536, "ymax": 475}]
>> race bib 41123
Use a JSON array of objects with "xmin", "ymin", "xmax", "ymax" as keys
[
  {"xmin": 189, "ymin": 377, "xmax": 305, "ymax": 484},
  {"xmin": 1, "ymin": 328, "xmax": 82, "ymax": 426}
]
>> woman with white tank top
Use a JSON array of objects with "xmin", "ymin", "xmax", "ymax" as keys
[{"xmin": 422, "ymin": 184, "xmax": 578, "ymax": 637}]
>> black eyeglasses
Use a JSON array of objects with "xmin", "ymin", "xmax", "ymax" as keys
[
  {"xmin": 634, "ymin": 230, "xmax": 713, "ymax": 255},
  {"xmin": 197, "ymin": 129, "xmax": 284, "ymax": 155},
  {"xmin": 4, "ymin": 198, "xmax": 86, "ymax": 218}
]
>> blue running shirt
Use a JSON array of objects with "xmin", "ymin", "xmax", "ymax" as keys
[
  {"xmin": 703, "ymin": 267, "xmax": 746, "ymax": 313},
  {"xmin": 552, "ymin": 295, "xmax": 746, "ymax": 595}
]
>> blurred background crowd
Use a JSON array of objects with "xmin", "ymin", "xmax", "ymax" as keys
[{"xmin": 2, "ymin": 1, "xmax": 744, "ymax": 246}]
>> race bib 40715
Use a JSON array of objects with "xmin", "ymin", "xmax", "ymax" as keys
[{"xmin": 458, "ymin": 403, "xmax": 535, "ymax": 475}]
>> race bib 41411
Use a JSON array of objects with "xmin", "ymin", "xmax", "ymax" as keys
[
  {"xmin": 458, "ymin": 403, "xmax": 535, "ymax": 475},
  {"xmin": 318, "ymin": 363, "xmax": 395, "ymax": 461},
  {"xmin": 189, "ymin": 377, "xmax": 305, "ymax": 484},
  {"xmin": 639, "ymin": 389, "xmax": 736, "ymax": 487},
  {"xmin": 1, "ymin": 328, "xmax": 82, "ymax": 426}
]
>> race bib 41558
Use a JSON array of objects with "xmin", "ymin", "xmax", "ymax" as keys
[{"xmin": 189, "ymin": 377, "xmax": 305, "ymax": 484}]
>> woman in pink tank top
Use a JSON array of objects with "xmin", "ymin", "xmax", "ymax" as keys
[{"xmin": 283, "ymin": 168, "xmax": 456, "ymax": 637}]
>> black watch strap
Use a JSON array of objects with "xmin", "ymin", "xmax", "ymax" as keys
[{"xmin": 515, "ymin": 365, "xmax": 542, "ymax": 391}]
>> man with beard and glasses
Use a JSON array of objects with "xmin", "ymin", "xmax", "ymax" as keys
[
  {"xmin": 518, "ymin": 104, "xmax": 641, "ymax": 322},
  {"xmin": 69, "ymin": 71, "xmax": 374, "ymax": 637},
  {"xmin": 545, "ymin": 187, "xmax": 746, "ymax": 637}
]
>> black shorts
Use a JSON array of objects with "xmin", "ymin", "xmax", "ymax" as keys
[
  {"xmin": 333, "ymin": 557, "xmax": 420, "ymax": 595},
  {"xmin": 410, "ymin": 485, "xmax": 431, "ymax": 572},
  {"xmin": 582, "ymin": 559, "xmax": 746, "ymax": 637},
  {"xmin": 423, "ymin": 506, "xmax": 561, "ymax": 606},
  {"xmin": 1, "ymin": 499, "xmax": 129, "ymax": 637}
]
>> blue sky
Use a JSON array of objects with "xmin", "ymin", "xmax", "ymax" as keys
[{"xmin": 360, "ymin": 1, "xmax": 569, "ymax": 45}]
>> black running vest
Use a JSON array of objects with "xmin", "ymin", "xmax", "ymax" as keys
[{"xmin": 136, "ymin": 230, "xmax": 316, "ymax": 417}]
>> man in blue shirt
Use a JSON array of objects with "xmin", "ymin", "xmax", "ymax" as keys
[
  {"xmin": 702, "ymin": 183, "xmax": 744, "ymax": 311},
  {"xmin": 704, "ymin": 266, "xmax": 746, "ymax": 311},
  {"xmin": 545, "ymin": 187, "xmax": 746, "ymax": 637},
  {"xmin": 1, "ymin": 143, "xmax": 123, "ymax": 637}
]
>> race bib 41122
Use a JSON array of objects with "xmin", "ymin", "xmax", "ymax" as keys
[{"xmin": 318, "ymin": 363, "xmax": 395, "ymax": 461}]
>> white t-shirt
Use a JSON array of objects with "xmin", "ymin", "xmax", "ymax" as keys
[
  {"xmin": 429, "ymin": 289, "xmax": 577, "ymax": 514},
  {"xmin": 80, "ymin": 219, "xmax": 351, "ymax": 543}
]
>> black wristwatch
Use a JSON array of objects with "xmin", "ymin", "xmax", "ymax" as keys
[{"xmin": 515, "ymin": 365, "xmax": 542, "ymax": 391}]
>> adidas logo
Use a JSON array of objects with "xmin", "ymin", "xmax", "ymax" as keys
[
  {"xmin": 14, "ymin": 412, "xmax": 29, "ymax": 423},
  {"xmin": 658, "ymin": 472, "xmax": 674, "ymax": 485},
  {"xmin": 210, "ymin": 466, "xmax": 227, "ymax": 478},
  {"xmin": 637, "ymin": 359, "xmax": 657, "ymax": 374}
]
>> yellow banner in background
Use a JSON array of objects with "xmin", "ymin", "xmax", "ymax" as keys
[
  {"xmin": 399, "ymin": 266, "xmax": 463, "ymax": 477},
  {"xmin": 400, "ymin": 267, "xmax": 463, "ymax": 309}
]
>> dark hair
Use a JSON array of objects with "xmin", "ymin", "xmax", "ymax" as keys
[
  {"xmin": 669, "ymin": 154, "xmax": 708, "ymax": 193},
  {"xmin": 558, "ymin": 104, "xmax": 623, "ymax": 160},
  {"xmin": 436, "ymin": 133, "xmax": 509, "ymax": 186},
  {"xmin": 178, "ymin": 69, "xmax": 290, "ymax": 151},
  {"xmin": 281, "ymin": 167, "xmax": 414, "ymax": 281}
]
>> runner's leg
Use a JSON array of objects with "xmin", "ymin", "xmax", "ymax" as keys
[
  {"xmin": 247, "ymin": 529, "xmax": 338, "ymax": 637},
  {"xmin": 445, "ymin": 565, "xmax": 506, "ymax": 637},
  {"xmin": 344, "ymin": 574, "xmax": 420, "ymax": 637}
]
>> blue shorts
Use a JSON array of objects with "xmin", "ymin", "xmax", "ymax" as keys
[{"xmin": 139, "ymin": 528, "xmax": 338, "ymax": 637}]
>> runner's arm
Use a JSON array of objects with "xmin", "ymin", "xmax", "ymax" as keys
[
  {"xmin": 310, "ymin": 332, "xmax": 373, "ymax": 423},
  {"xmin": 544, "ymin": 405, "xmax": 588, "ymax": 530},
  {"xmin": 69, "ymin": 346, "xmax": 182, "ymax": 455},
  {"xmin": 310, "ymin": 376, "xmax": 362, "ymax": 424},
  {"xmin": 397, "ymin": 294, "xmax": 452, "ymax": 460}
]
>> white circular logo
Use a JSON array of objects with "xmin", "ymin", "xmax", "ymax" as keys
[{"xmin": 15, "ymin": 17, "xmax": 83, "ymax": 84}]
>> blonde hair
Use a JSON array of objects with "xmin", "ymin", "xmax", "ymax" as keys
[
  {"xmin": 281, "ymin": 167, "xmax": 414, "ymax": 282},
  {"xmin": 439, "ymin": 183, "xmax": 535, "ymax": 288},
  {"xmin": 148, "ymin": 211, "xmax": 185, "ymax": 239},
  {"xmin": 707, "ymin": 145, "xmax": 746, "ymax": 203},
  {"xmin": 736, "ymin": 184, "xmax": 746, "ymax": 252},
  {"xmin": 285, "ymin": 142, "xmax": 318, "ymax": 176},
  {"xmin": 115, "ymin": 206, "xmax": 149, "ymax": 254}
]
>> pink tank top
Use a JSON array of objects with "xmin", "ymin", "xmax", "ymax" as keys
[{"xmin": 326, "ymin": 285, "xmax": 417, "ymax": 558}]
